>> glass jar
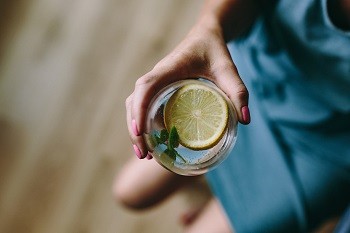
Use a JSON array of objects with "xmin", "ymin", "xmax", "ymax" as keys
[{"xmin": 143, "ymin": 79, "xmax": 238, "ymax": 176}]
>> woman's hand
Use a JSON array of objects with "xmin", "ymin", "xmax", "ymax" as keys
[{"xmin": 126, "ymin": 18, "xmax": 250, "ymax": 159}]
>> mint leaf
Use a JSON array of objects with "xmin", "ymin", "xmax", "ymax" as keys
[
  {"xmin": 174, "ymin": 149, "xmax": 186, "ymax": 163},
  {"xmin": 168, "ymin": 126, "xmax": 180, "ymax": 149},
  {"xmin": 155, "ymin": 135, "xmax": 161, "ymax": 144},
  {"xmin": 159, "ymin": 129, "xmax": 169, "ymax": 143},
  {"xmin": 164, "ymin": 148, "xmax": 176, "ymax": 160},
  {"xmin": 160, "ymin": 126, "xmax": 187, "ymax": 164},
  {"xmin": 154, "ymin": 129, "xmax": 169, "ymax": 145}
]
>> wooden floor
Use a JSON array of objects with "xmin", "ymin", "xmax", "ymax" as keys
[{"xmin": 0, "ymin": 1, "xmax": 206, "ymax": 232}]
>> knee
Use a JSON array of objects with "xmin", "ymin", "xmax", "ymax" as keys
[
  {"xmin": 112, "ymin": 157, "xmax": 182, "ymax": 210},
  {"xmin": 112, "ymin": 173, "xmax": 146, "ymax": 210}
]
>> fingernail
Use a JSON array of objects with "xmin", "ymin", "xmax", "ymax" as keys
[
  {"xmin": 146, "ymin": 152, "xmax": 153, "ymax": 160},
  {"xmin": 133, "ymin": 144, "xmax": 142, "ymax": 159},
  {"xmin": 132, "ymin": 119, "xmax": 140, "ymax": 136},
  {"xmin": 241, "ymin": 106, "xmax": 251, "ymax": 124}
]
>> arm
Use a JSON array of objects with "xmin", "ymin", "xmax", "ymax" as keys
[
  {"xmin": 198, "ymin": 0, "xmax": 259, "ymax": 40},
  {"xmin": 127, "ymin": 0, "xmax": 259, "ymax": 159}
]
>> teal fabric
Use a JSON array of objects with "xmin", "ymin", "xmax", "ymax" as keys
[
  {"xmin": 335, "ymin": 206, "xmax": 350, "ymax": 233},
  {"xmin": 206, "ymin": 0, "xmax": 350, "ymax": 232}
]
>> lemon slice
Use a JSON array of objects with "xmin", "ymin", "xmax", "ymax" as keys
[{"xmin": 164, "ymin": 83, "xmax": 228, "ymax": 150}]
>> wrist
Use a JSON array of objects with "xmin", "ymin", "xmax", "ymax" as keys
[
  {"xmin": 195, "ymin": 0, "xmax": 259, "ymax": 41},
  {"xmin": 195, "ymin": 13, "xmax": 225, "ymax": 36}
]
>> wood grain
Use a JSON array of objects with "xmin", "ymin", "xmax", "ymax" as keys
[{"xmin": 0, "ymin": 1, "xmax": 206, "ymax": 232}]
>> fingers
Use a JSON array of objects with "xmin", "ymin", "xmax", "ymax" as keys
[
  {"xmin": 131, "ymin": 62, "xmax": 191, "ymax": 142},
  {"xmin": 211, "ymin": 60, "xmax": 250, "ymax": 125},
  {"xmin": 126, "ymin": 93, "xmax": 148, "ymax": 159},
  {"xmin": 127, "ymin": 64, "xmax": 188, "ymax": 159},
  {"xmin": 131, "ymin": 74, "xmax": 158, "ymax": 144},
  {"xmin": 126, "ymin": 34, "xmax": 251, "ymax": 162}
]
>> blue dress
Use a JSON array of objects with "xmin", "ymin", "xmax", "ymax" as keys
[{"xmin": 206, "ymin": 0, "xmax": 350, "ymax": 232}]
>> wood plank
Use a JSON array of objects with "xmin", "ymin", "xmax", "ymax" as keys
[{"xmin": 0, "ymin": 0, "xmax": 206, "ymax": 232}]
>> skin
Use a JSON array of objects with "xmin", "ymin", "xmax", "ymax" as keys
[
  {"xmin": 125, "ymin": 0, "xmax": 350, "ymax": 158},
  {"xmin": 113, "ymin": 158, "xmax": 233, "ymax": 233},
  {"xmin": 116, "ymin": 0, "xmax": 350, "ymax": 232},
  {"xmin": 120, "ymin": 1, "xmax": 258, "ymax": 232},
  {"xmin": 126, "ymin": 0, "xmax": 259, "ymax": 159}
]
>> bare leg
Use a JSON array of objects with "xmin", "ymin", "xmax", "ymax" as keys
[
  {"xmin": 113, "ymin": 157, "xmax": 199, "ymax": 209},
  {"xmin": 183, "ymin": 198, "xmax": 234, "ymax": 233},
  {"xmin": 114, "ymin": 157, "xmax": 232, "ymax": 232}
]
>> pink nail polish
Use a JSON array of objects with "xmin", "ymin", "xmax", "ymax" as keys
[
  {"xmin": 132, "ymin": 119, "xmax": 140, "ymax": 136},
  {"xmin": 133, "ymin": 144, "xmax": 142, "ymax": 159},
  {"xmin": 146, "ymin": 152, "xmax": 153, "ymax": 160},
  {"xmin": 241, "ymin": 106, "xmax": 251, "ymax": 124}
]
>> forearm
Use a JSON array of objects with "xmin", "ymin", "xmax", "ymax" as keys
[{"xmin": 196, "ymin": 0, "xmax": 260, "ymax": 41}]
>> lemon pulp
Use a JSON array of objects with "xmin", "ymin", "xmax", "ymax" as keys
[{"xmin": 164, "ymin": 83, "xmax": 228, "ymax": 150}]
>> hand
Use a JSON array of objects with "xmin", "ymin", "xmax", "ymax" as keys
[{"xmin": 126, "ymin": 20, "xmax": 250, "ymax": 159}]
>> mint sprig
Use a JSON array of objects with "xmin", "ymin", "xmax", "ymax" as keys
[
  {"xmin": 155, "ymin": 126, "xmax": 186, "ymax": 163},
  {"xmin": 156, "ymin": 129, "xmax": 169, "ymax": 144}
]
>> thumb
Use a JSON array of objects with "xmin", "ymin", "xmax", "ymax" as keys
[{"xmin": 211, "ymin": 62, "xmax": 250, "ymax": 125}]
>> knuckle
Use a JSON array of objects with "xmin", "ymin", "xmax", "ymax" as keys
[
  {"xmin": 213, "ymin": 60, "xmax": 235, "ymax": 74},
  {"xmin": 153, "ymin": 52, "xmax": 194, "ymax": 77},
  {"xmin": 153, "ymin": 59, "xmax": 167, "ymax": 71},
  {"xmin": 135, "ymin": 74, "xmax": 153, "ymax": 87},
  {"xmin": 125, "ymin": 95, "xmax": 132, "ymax": 107},
  {"xmin": 235, "ymin": 83, "xmax": 249, "ymax": 101},
  {"xmin": 139, "ymin": 100, "xmax": 149, "ymax": 113}
]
